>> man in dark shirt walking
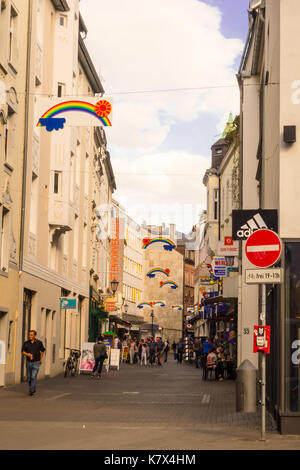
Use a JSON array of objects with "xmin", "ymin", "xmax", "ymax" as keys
[{"xmin": 22, "ymin": 330, "xmax": 45, "ymax": 396}]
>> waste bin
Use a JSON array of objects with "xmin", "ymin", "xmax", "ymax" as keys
[
  {"xmin": 0, "ymin": 340, "xmax": 6, "ymax": 387},
  {"xmin": 236, "ymin": 359, "xmax": 257, "ymax": 413}
]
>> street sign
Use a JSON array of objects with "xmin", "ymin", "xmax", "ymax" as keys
[
  {"xmin": 245, "ymin": 229, "xmax": 282, "ymax": 268},
  {"xmin": 232, "ymin": 210, "xmax": 278, "ymax": 240},
  {"xmin": 245, "ymin": 268, "xmax": 282, "ymax": 284},
  {"xmin": 253, "ymin": 326, "xmax": 270, "ymax": 354},
  {"xmin": 211, "ymin": 257, "xmax": 227, "ymax": 277}
]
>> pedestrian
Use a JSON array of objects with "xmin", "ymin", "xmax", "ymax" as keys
[
  {"xmin": 202, "ymin": 337, "xmax": 212, "ymax": 359},
  {"xmin": 163, "ymin": 339, "xmax": 169, "ymax": 362},
  {"xmin": 156, "ymin": 337, "xmax": 164, "ymax": 366},
  {"xmin": 172, "ymin": 341, "xmax": 177, "ymax": 360},
  {"xmin": 176, "ymin": 338, "xmax": 183, "ymax": 364},
  {"xmin": 91, "ymin": 336, "xmax": 107, "ymax": 378},
  {"xmin": 129, "ymin": 339, "xmax": 136, "ymax": 365},
  {"xmin": 148, "ymin": 337, "xmax": 156, "ymax": 365},
  {"xmin": 21, "ymin": 330, "xmax": 45, "ymax": 396},
  {"xmin": 193, "ymin": 337, "xmax": 202, "ymax": 368},
  {"xmin": 140, "ymin": 340, "xmax": 148, "ymax": 366}
]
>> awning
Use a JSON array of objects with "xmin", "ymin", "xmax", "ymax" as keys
[
  {"xmin": 203, "ymin": 296, "xmax": 237, "ymax": 306},
  {"xmin": 122, "ymin": 314, "xmax": 145, "ymax": 325},
  {"xmin": 109, "ymin": 315, "xmax": 131, "ymax": 328}
]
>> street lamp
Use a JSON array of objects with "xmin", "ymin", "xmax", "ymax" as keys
[
  {"xmin": 150, "ymin": 310, "xmax": 155, "ymax": 337},
  {"xmin": 110, "ymin": 279, "xmax": 119, "ymax": 295}
]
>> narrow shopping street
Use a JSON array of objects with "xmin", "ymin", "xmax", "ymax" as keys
[{"xmin": 0, "ymin": 357, "xmax": 299, "ymax": 450}]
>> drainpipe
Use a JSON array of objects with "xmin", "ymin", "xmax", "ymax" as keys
[{"xmin": 19, "ymin": 0, "xmax": 33, "ymax": 270}]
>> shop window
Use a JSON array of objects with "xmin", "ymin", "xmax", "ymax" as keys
[{"xmin": 285, "ymin": 242, "xmax": 300, "ymax": 412}]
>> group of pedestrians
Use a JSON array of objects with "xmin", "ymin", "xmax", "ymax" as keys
[
  {"xmin": 193, "ymin": 336, "xmax": 236, "ymax": 381},
  {"xmin": 124, "ymin": 337, "xmax": 170, "ymax": 366}
]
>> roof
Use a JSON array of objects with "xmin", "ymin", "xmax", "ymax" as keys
[
  {"xmin": 78, "ymin": 35, "xmax": 104, "ymax": 95},
  {"xmin": 50, "ymin": 0, "xmax": 70, "ymax": 11}
]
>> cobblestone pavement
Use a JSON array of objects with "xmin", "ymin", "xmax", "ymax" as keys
[{"xmin": 0, "ymin": 357, "xmax": 299, "ymax": 450}]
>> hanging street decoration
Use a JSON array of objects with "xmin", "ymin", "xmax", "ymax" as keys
[
  {"xmin": 36, "ymin": 97, "xmax": 113, "ymax": 131},
  {"xmin": 146, "ymin": 268, "xmax": 170, "ymax": 279},
  {"xmin": 152, "ymin": 301, "xmax": 166, "ymax": 307},
  {"xmin": 172, "ymin": 305, "xmax": 183, "ymax": 311},
  {"xmin": 137, "ymin": 302, "xmax": 153, "ymax": 309},
  {"xmin": 160, "ymin": 281, "xmax": 178, "ymax": 290},
  {"xmin": 142, "ymin": 238, "xmax": 176, "ymax": 251}
]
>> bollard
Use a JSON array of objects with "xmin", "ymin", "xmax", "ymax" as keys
[{"xmin": 236, "ymin": 359, "xmax": 257, "ymax": 413}]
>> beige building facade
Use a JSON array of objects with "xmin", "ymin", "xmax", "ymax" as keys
[
  {"xmin": 0, "ymin": 0, "xmax": 29, "ymax": 386},
  {"xmin": 0, "ymin": 0, "xmax": 112, "ymax": 385}
]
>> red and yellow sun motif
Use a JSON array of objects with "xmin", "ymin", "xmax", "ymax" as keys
[{"xmin": 94, "ymin": 100, "xmax": 112, "ymax": 118}]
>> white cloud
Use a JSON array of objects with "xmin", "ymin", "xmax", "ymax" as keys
[
  {"xmin": 80, "ymin": 0, "xmax": 243, "ymax": 151},
  {"xmin": 112, "ymin": 150, "xmax": 208, "ymax": 230}
]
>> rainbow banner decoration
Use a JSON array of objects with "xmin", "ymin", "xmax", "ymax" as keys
[
  {"xmin": 160, "ymin": 281, "xmax": 178, "ymax": 290},
  {"xmin": 36, "ymin": 97, "xmax": 112, "ymax": 132},
  {"xmin": 142, "ymin": 238, "xmax": 176, "ymax": 252},
  {"xmin": 137, "ymin": 302, "xmax": 153, "ymax": 309},
  {"xmin": 146, "ymin": 268, "xmax": 170, "ymax": 279},
  {"xmin": 172, "ymin": 305, "xmax": 183, "ymax": 311},
  {"xmin": 152, "ymin": 301, "xmax": 166, "ymax": 307}
]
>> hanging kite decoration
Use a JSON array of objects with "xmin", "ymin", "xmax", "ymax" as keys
[
  {"xmin": 37, "ymin": 98, "xmax": 113, "ymax": 132},
  {"xmin": 146, "ymin": 268, "xmax": 170, "ymax": 279},
  {"xmin": 160, "ymin": 281, "xmax": 178, "ymax": 290},
  {"xmin": 142, "ymin": 238, "xmax": 176, "ymax": 252},
  {"xmin": 172, "ymin": 305, "xmax": 183, "ymax": 311}
]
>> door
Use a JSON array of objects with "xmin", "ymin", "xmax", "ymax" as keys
[{"xmin": 21, "ymin": 290, "xmax": 32, "ymax": 382}]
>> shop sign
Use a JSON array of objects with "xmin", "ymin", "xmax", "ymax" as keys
[
  {"xmin": 218, "ymin": 237, "xmax": 239, "ymax": 256},
  {"xmin": 232, "ymin": 210, "xmax": 278, "ymax": 240},
  {"xmin": 253, "ymin": 326, "xmax": 270, "ymax": 354},
  {"xmin": 60, "ymin": 298, "xmax": 77, "ymax": 310},
  {"xmin": 211, "ymin": 257, "xmax": 227, "ymax": 277},
  {"xmin": 245, "ymin": 268, "xmax": 282, "ymax": 284}
]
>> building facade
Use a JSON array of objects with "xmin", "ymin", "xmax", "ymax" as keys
[
  {"xmin": 0, "ymin": 0, "xmax": 29, "ymax": 386},
  {"xmin": 238, "ymin": 0, "xmax": 300, "ymax": 434}
]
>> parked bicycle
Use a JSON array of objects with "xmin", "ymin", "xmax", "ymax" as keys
[{"xmin": 64, "ymin": 348, "xmax": 81, "ymax": 377}]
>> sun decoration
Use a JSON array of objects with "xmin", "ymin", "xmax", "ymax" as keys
[{"xmin": 94, "ymin": 100, "xmax": 112, "ymax": 118}]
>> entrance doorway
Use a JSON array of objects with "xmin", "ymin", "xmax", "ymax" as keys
[{"xmin": 21, "ymin": 290, "xmax": 33, "ymax": 382}]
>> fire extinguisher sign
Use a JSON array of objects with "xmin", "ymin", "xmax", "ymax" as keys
[{"xmin": 253, "ymin": 325, "xmax": 270, "ymax": 354}]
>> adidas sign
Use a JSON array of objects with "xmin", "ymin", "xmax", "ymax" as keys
[{"xmin": 232, "ymin": 209, "xmax": 278, "ymax": 240}]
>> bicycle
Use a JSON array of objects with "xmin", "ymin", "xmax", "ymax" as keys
[{"xmin": 64, "ymin": 348, "xmax": 81, "ymax": 377}]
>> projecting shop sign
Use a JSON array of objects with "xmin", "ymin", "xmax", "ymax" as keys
[{"xmin": 232, "ymin": 210, "xmax": 278, "ymax": 240}]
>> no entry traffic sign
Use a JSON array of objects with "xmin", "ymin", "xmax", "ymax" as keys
[{"xmin": 245, "ymin": 229, "xmax": 282, "ymax": 268}]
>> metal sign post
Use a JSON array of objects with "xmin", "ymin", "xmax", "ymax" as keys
[{"xmin": 260, "ymin": 283, "xmax": 266, "ymax": 442}]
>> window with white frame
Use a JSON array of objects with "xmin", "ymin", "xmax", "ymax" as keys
[{"xmin": 0, "ymin": 205, "xmax": 10, "ymax": 272}]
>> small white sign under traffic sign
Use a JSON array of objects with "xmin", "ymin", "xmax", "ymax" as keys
[{"xmin": 245, "ymin": 268, "xmax": 283, "ymax": 284}]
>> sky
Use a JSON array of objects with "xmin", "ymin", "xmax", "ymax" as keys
[{"xmin": 80, "ymin": 0, "xmax": 250, "ymax": 233}]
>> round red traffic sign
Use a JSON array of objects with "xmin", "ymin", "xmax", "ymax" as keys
[{"xmin": 245, "ymin": 229, "xmax": 282, "ymax": 268}]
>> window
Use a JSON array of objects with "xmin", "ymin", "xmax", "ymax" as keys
[
  {"xmin": 9, "ymin": 6, "xmax": 18, "ymax": 68},
  {"xmin": 0, "ymin": 206, "xmax": 9, "ymax": 272},
  {"xmin": 57, "ymin": 82, "xmax": 66, "ymax": 98},
  {"xmin": 54, "ymin": 171, "xmax": 61, "ymax": 195},
  {"xmin": 213, "ymin": 189, "xmax": 219, "ymax": 221},
  {"xmin": 59, "ymin": 15, "xmax": 67, "ymax": 27}
]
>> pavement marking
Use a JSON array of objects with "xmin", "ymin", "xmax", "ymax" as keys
[
  {"xmin": 122, "ymin": 392, "xmax": 140, "ymax": 395},
  {"xmin": 46, "ymin": 393, "xmax": 70, "ymax": 401},
  {"xmin": 201, "ymin": 394, "xmax": 211, "ymax": 404}
]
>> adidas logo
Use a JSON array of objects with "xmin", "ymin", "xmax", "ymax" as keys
[{"xmin": 237, "ymin": 213, "xmax": 268, "ymax": 238}]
